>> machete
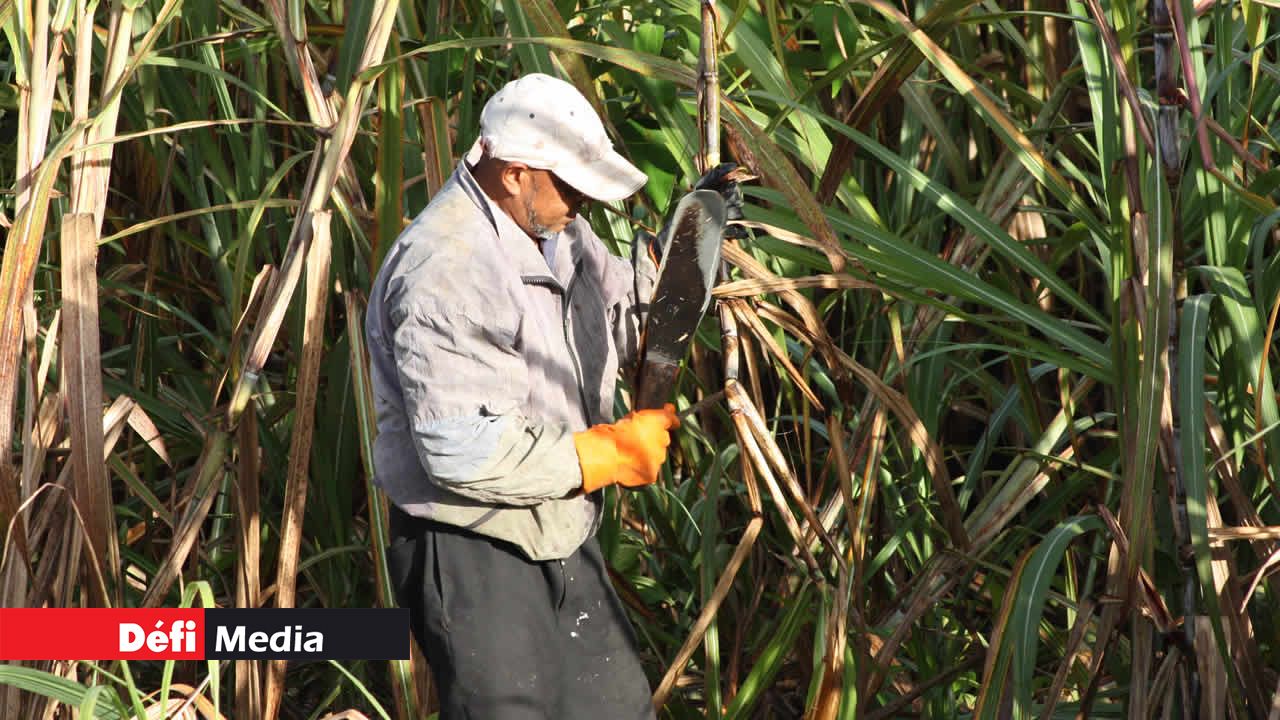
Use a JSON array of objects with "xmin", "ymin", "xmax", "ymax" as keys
[{"xmin": 633, "ymin": 189, "xmax": 727, "ymax": 410}]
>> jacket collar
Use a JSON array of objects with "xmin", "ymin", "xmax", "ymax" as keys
[{"xmin": 452, "ymin": 161, "xmax": 579, "ymax": 289}]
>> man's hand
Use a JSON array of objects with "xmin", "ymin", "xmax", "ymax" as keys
[
  {"xmin": 574, "ymin": 404, "xmax": 680, "ymax": 493},
  {"xmin": 694, "ymin": 162, "xmax": 748, "ymax": 239}
]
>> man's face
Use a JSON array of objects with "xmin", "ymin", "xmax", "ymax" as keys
[{"xmin": 513, "ymin": 165, "xmax": 588, "ymax": 238}]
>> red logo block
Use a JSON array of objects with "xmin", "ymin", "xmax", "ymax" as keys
[{"xmin": 0, "ymin": 609, "xmax": 205, "ymax": 660}]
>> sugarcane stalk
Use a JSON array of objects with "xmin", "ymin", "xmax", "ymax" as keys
[
  {"xmin": 72, "ymin": 0, "xmax": 92, "ymax": 132},
  {"xmin": 1152, "ymin": 1, "xmax": 1198, "ymax": 716},
  {"xmin": 234, "ymin": 411, "xmax": 263, "ymax": 720},
  {"xmin": 56, "ymin": 1, "xmax": 135, "ymax": 610},
  {"xmin": 719, "ymin": 303, "xmax": 763, "ymax": 518},
  {"xmin": 227, "ymin": 0, "xmax": 398, "ymax": 425},
  {"xmin": 264, "ymin": 209, "xmax": 334, "ymax": 720},
  {"xmin": 346, "ymin": 291, "xmax": 424, "ymax": 720},
  {"xmin": 71, "ymin": 1, "xmax": 136, "ymax": 229},
  {"xmin": 19, "ymin": 0, "xmax": 51, "ymax": 208},
  {"xmin": 697, "ymin": 0, "xmax": 719, "ymax": 174},
  {"xmin": 1, "ymin": 1, "xmax": 56, "ymax": 485}
]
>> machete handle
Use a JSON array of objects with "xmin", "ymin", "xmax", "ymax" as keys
[{"xmin": 634, "ymin": 358, "xmax": 680, "ymax": 411}]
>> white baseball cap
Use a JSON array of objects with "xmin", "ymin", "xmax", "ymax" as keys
[{"xmin": 464, "ymin": 73, "xmax": 648, "ymax": 202}]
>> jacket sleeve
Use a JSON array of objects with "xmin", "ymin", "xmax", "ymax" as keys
[
  {"xmin": 603, "ymin": 233, "xmax": 658, "ymax": 377},
  {"xmin": 389, "ymin": 298, "xmax": 583, "ymax": 505}
]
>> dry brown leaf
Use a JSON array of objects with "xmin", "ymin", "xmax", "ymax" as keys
[
  {"xmin": 728, "ymin": 378, "xmax": 839, "ymax": 562},
  {"xmin": 60, "ymin": 212, "xmax": 116, "ymax": 606},
  {"xmin": 141, "ymin": 431, "xmax": 230, "ymax": 607},
  {"xmin": 835, "ymin": 353, "xmax": 968, "ymax": 550},
  {"xmin": 722, "ymin": 101, "xmax": 846, "ymax": 273},
  {"xmin": 1241, "ymin": 546, "xmax": 1280, "ymax": 616},
  {"xmin": 651, "ymin": 516, "xmax": 763, "ymax": 711},
  {"xmin": 1095, "ymin": 505, "xmax": 1177, "ymax": 633},
  {"xmin": 1195, "ymin": 616, "xmax": 1228, "ymax": 720},
  {"xmin": 714, "ymin": 274, "xmax": 878, "ymax": 298},
  {"xmin": 720, "ymin": 240, "xmax": 851, "ymax": 384},
  {"xmin": 36, "ymin": 309, "xmax": 59, "ymax": 399},
  {"xmin": 727, "ymin": 299, "xmax": 823, "ymax": 409},
  {"xmin": 725, "ymin": 381, "xmax": 820, "ymax": 574},
  {"xmin": 1210, "ymin": 526, "xmax": 1280, "ymax": 541},
  {"xmin": 102, "ymin": 395, "xmax": 137, "ymax": 459},
  {"xmin": 1037, "ymin": 600, "xmax": 1097, "ymax": 720},
  {"xmin": 127, "ymin": 402, "xmax": 171, "ymax": 466}
]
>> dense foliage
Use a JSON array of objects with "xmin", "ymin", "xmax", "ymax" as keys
[{"xmin": 3, "ymin": 0, "xmax": 1280, "ymax": 718}]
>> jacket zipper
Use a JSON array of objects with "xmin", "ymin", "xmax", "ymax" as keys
[
  {"xmin": 561, "ymin": 258, "xmax": 592, "ymax": 426},
  {"xmin": 522, "ymin": 258, "xmax": 592, "ymax": 427}
]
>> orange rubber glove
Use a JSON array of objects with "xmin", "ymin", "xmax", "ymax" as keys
[{"xmin": 574, "ymin": 404, "xmax": 680, "ymax": 493}]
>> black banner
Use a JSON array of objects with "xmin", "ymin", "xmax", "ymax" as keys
[{"xmin": 204, "ymin": 609, "xmax": 410, "ymax": 660}]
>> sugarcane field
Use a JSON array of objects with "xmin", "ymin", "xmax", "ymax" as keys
[{"xmin": 4, "ymin": 0, "xmax": 1280, "ymax": 718}]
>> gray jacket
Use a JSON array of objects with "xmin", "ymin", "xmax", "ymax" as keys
[{"xmin": 365, "ymin": 162, "xmax": 653, "ymax": 560}]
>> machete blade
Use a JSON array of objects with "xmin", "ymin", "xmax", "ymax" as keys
[{"xmin": 634, "ymin": 189, "xmax": 726, "ymax": 410}]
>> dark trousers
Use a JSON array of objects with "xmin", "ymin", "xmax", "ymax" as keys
[{"xmin": 387, "ymin": 506, "xmax": 656, "ymax": 720}]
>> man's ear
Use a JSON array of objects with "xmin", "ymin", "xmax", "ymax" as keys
[{"xmin": 499, "ymin": 162, "xmax": 527, "ymax": 198}]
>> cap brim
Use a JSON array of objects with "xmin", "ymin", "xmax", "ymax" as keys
[
  {"xmin": 464, "ymin": 138, "xmax": 484, "ymax": 166},
  {"xmin": 555, "ymin": 149, "xmax": 648, "ymax": 202}
]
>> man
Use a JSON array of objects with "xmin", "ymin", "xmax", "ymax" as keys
[{"xmin": 365, "ymin": 73, "xmax": 727, "ymax": 719}]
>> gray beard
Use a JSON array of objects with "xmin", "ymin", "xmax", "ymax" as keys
[{"xmin": 524, "ymin": 195, "xmax": 554, "ymax": 239}]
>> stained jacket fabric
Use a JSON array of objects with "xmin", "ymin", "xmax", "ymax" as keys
[{"xmin": 365, "ymin": 161, "xmax": 654, "ymax": 561}]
